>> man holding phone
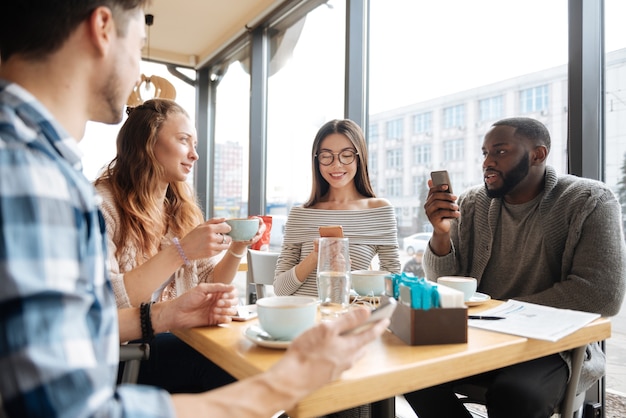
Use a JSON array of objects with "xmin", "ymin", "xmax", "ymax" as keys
[{"xmin": 405, "ymin": 117, "xmax": 626, "ymax": 418}]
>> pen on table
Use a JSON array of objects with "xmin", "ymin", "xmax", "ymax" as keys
[{"xmin": 468, "ymin": 315, "xmax": 505, "ymax": 320}]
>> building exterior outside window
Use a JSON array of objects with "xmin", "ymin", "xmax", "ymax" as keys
[
  {"xmin": 412, "ymin": 144, "xmax": 431, "ymax": 165},
  {"xmin": 520, "ymin": 84, "xmax": 549, "ymax": 113},
  {"xmin": 443, "ymin": 104, "xmax": 465, "ymax": 129},
  {"xmin": 412, "ymin": 112, "xmax": 432, "ymax": 134},
  {"xmin": 479, "ymin": 95, "xmax": 503, "ymax": 121},
  {"xmin": 386, "ymin": 119, "xmax": 403, "ymax": 139}
]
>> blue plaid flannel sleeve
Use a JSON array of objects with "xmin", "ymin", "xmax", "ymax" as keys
[{"xmin": 0, "ymin": 81, "xmax": 175, "ymax": 417}]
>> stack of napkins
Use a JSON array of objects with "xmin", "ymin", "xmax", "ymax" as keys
[{"xmin": 431, "ymin": 281, "xmax": 466, "ymax": 308}]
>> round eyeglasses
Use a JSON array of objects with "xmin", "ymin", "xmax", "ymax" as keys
[{"xmin": 315, "ymin": 149, "xmax": 359, "ymax": 166}]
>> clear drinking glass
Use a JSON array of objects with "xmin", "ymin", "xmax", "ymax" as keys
[{"xmin": 317, "ymin": 237, "xmax": 351, "ymax": 320}]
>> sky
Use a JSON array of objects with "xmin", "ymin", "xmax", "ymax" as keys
[
  {"xmin": 368, "ymin": 0, "xmax": 568, "ymax": 113},
  {"xmin": 369, "ymin": 0, "xmax": 626, "ymax": 113}
]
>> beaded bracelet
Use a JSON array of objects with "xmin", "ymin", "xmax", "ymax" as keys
[
  {"xmin": 228, "ymin": 248, "xmax": 247, "ymax": 259},
  {"xmin": 139, "ymin": 302, "xmax": 155, "ymax": 342},
  {"xmin": 171, "ymin": 237, "xmax": 191, "ymax": 266}
]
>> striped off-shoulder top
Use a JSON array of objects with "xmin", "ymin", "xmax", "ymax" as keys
[{"xmin": 273, "ymin": 205, "xmax": 401, "ymax": 297}]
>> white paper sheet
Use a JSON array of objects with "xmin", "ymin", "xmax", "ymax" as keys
[{"xmin": 468, "ymin": 300, "xmax": 600, "ymax": 342}]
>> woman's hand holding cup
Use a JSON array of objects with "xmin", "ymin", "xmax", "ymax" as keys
[{"xmin": 180, "ymin": 218, "xmax": 231, "ymax": 260}]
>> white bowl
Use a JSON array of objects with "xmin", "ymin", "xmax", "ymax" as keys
[{"xmin": 351, "ymin": 270, "xmax": 390, "ymax": 296}]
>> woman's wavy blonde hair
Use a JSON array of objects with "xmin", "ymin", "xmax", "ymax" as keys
[{"xmin": 95, "ymin": 99, "xmax": 203, "ymax": 263}]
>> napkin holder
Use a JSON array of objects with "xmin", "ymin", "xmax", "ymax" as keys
[{"xmin": 382, "ymin": 295, "xmax": 467, "ymax": 345}]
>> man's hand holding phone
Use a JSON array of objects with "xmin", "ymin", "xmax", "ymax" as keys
[
  {"xmin": 341, "ymin": 298, "xmax": 396, "ymax": 336},
  {"xmin": 428, "ymin": 171, "xmax": 459, "ymax": 216},
  {"xmin": 425, "ymin": 171, "xmax": 461, "ymax": 256}
]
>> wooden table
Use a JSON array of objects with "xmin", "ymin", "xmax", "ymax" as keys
[{"xmin": 174, "ymin": 300, "xmax": 611, "ymax": 418}]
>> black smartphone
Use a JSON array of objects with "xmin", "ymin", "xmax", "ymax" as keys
[
  {"xmin": 341, "ymin": 298, "xmax": 397, "ymax": 335},
  {"xmin": 431, "ymin": 170, "xmax": 453, "ymax": 194}
]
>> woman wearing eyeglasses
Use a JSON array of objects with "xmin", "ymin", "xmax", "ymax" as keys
[{"xmin": 274, "ymin": 119, "xmax": 401, "ymax": 299}]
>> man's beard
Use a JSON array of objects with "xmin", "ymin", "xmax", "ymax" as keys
[{"xmin": 484, "ymin": 153, "xmax": 530, "ymax": 199}]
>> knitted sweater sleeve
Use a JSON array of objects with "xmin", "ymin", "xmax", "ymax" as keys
[
  {"xmin": 273, "ymin": 242, "xmax": 309, "ymax": 296},
  {"xmin": 517, "ymin": 188, "xmax": 626, "ymax": 316},
  {"xmin": 97, "ymin": 187, "xmax": 133, "ymax": 308}
]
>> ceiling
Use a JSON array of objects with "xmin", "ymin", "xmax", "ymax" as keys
[{"xmin": 143, "ymin": 0, "xmax": 286, "ymax": 69}]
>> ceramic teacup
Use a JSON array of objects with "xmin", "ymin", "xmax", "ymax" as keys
[
  {"xmin": 351, "ymin": 270, "xmax": 390, "ymax": 296},
  {"xmin": 436, "ymin": 276, "xmax": 477, "ymax": 302},
  {"xmin": 226, "ymin": 218, "xmax": 260, "ymax": 241},
  {"xmin": 256, "ymin": 296, "xmax": 318, "ymax": 340}
]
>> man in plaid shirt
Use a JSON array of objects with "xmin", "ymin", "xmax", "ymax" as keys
[{"xmin": 0, "ymin": 1, "xmax": 387, "ymax": 417}]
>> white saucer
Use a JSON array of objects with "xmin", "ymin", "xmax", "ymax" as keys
[
  {"xmin": 466, "ymin": 292, "xmax": 491, "ymax": 306},
  {"xmin": 244, "ymin": 325, "xmax": 291, "ymax": 349}
]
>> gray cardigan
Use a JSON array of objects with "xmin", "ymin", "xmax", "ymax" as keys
[{"xmin": 424, "ymin": 166, "xmax": 626, "ymax": 392}]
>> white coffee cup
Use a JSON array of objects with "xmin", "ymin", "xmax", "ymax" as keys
[
  {"xmin": 256, "ymin": 296, "xmax": 318, "ymax": 340},
  {"xmin": 351, "ymin": 270, "xmax": 390, "ymax": 296},
  {"xmin": 226, "ymin": 218, "xmax": 260, "ymax": 241},
  {"xmin": 436, "ymin": 276, "xmax": 477, "ymax": 302}
]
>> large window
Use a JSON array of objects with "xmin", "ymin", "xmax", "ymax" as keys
[
  {"xmin": 604, "ymin": 0, "xmax": 626, "ymax": 397},
  {"xmin": 213, "ymin": 48, "xmax": 251, "ymax": 218},
  {"xmin": 265, "ymin": 0, "xmax": 345, "ymax": 215},
  {"xmin": 369, "ymin": 0, "xmax": 568, "ymax": 236},
  {"xmin": 604, "ymin": 0, "xmax": 626, "ymax": 200}
]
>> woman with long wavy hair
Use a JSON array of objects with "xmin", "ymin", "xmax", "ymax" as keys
[
  {"xmin": 95, "ymin": 99, "xmax": 263, "ymax": 308},
  {"xmin": 94, "ymin": 99, "xmax": 264, "ymax": 393}
]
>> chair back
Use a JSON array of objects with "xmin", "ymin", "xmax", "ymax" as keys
[{"xmin": 246, "ymin": 249, "xmax": 280, "ymax": 301}]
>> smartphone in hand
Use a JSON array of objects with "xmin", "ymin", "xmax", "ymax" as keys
[
  {"xmin": 319, "ymin": 225, "xmax": 344, "ymax": 238},
  {"xmin": 341, "ymin": 298, "xmax": 397, "ymax": 336},
  {"xmin": 431, "ymin": 170, "xmax": 453, "ymax": 194}
]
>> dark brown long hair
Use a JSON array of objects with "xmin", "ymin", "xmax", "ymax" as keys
[{"xmin": 304, "ymin": 119, "xmax": 375, "ymax": 207}]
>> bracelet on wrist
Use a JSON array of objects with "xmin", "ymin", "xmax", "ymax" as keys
[
  {"xmin": 139, "ymin": 302, "xmax": 155, "ymax": 342},
  {"xmin": 228, "ymin": 248, "xmax": 247, "ymax": 259},
  {"xmin": 171, "ymin": 237, "xmax": 191, "ymax": 266}
]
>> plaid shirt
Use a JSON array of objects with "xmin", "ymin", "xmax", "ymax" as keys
[{"xmin": 0, "ymin": 80, "xmax": 174, "ymax": 417}]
